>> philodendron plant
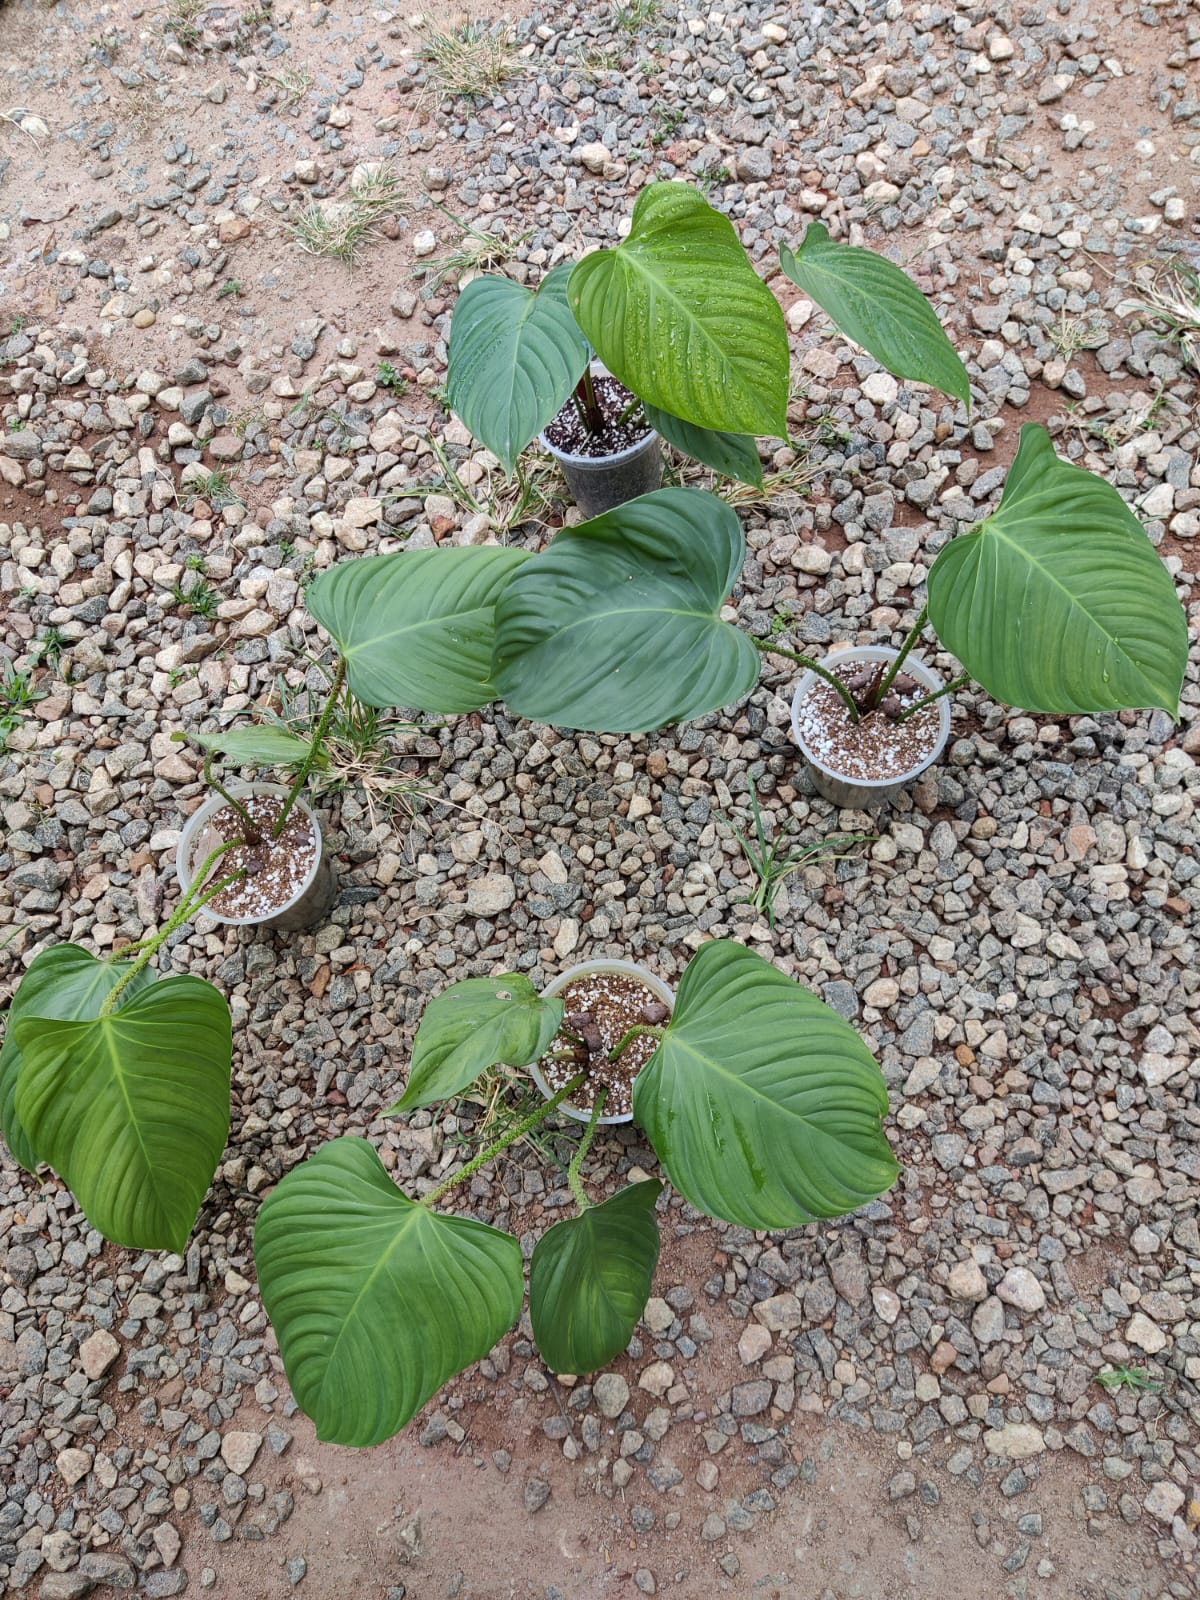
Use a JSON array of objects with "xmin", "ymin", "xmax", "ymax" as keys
[
  {"xmin": 445, "ymin": 180, "xmax": 969, "ymax": 490},
  {"xmin": 303, "ymin": 423, "xmax": 1187, "ymax": 740},
  {"xmin": 0, "ymin": 670, "xmax": 350, "ymax": 1252},
  {"xmin": 253, "ymin": 940, "xmax": 899, "ymax": 1447}
]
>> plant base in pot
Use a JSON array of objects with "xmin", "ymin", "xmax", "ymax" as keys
[
  {"xmin": 530, "ymin": 958, "xmax": 674, "ymax": 1124},
  {"xmin": 176, "ymin": 782, "xmax": 337, "ymax": 932},
  {"xmin": 791, "ymin": 646, "xmax": 951, "ymax": 809},
  {"xmin": 541, "ymin": 368, "xmax": 663, "ymax": 519}
]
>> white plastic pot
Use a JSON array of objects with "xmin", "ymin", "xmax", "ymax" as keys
[
  {"xmin": 176, "ymin": 782, "xmax": 336, "ymax": 933},
  {"xmin": 528, "ymin": 957, "xmax": 675, "ymax": 1126},
  {"xmin": 790, "ymin": 645, "xmax": 952, "ymax": 809}
]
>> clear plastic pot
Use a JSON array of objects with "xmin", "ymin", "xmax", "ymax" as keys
[
  {"xmin": 790, "ymin": 646, "xmax": 952, "ymax": 809},
  {"xmin": 176, "ymin": 782, "xmax": 336, "ymax": 933},
  {"xmin": 528, "ymin": 957, "xmax": 675, "ymax": 1126},
  {"xmin": 540, "ymin": 428, "xmax": 663, "ymax": 519}
]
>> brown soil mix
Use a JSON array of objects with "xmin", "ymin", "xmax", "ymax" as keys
[
  {"xmin": 199, "ymin": 794, "xmax": 320, "ymax": 921},
  {"xmin": 539, "ymin": 971, "xmax": 671, "ymax": 1118},
  {"xmin": 795, "ymin": 660, "xmax": 944, "ymax": 784},
  {"xmin": 542, "ymin": 373, "xmax": 652, "ymax": 459}
]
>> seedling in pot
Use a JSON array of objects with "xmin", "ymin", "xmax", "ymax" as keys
[
  {"xmin": 784, "ymin": 423, "xmax": 1190, "ymax": 801},
  {"xmin": 446, "ymin": 183, "xmax": 970, "ymax": 515},
  {"xmin": 0, "ymin": 668, "xmax": 352, "ymax": 1251},
  {"xmin": 253, "ymin": 940, "xmax": 899, "ymax": 1446},
  {"xmin": 305, "ymin": 421, "xmax": 1187, "ymax": 784}
]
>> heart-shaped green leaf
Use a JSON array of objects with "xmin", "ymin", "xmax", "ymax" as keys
[
  {"xmin": 307, "ymin": 546, "xmax": 531, "ymax": 714},
  {"xmin": 643, "ymin": 403, "xmax": 763, "ymax": 487},
  {"xmin": 390, "ymin": 974, "xmax": 565, "ymax": 1113},
  {"xmin": 570, "ymin": 183, "xmax": 789, "ymax": 437},
  {"xmin": 447, "ymin": 262, "xmax": 591, "ymax": 474},
  {"xmin": 530, "ymin": 1180, "xmax": 662, "ymax": 1375},
  {"xmin": 255, "ymin": 1138, "xmax": 523, "ymax": 1446},
  {"xmin": 633, "ymin": 940, "xmax": 898, "ymax": 1230},
  {"xmin": 491, "ymin": 487, "xmax": 760, "ymax": 733},
  {"xmin": 1, "ymin": 946, "xmax": 155, "ymax": 1174},
  {"xmin": 171, "ymin": 725, "xmax": 315, "ymax": 768},
  {"xmin": 780, "ymin": 223, "xmax": 971, "ymax": 408},
  {"xmin": 928, "ymin": 425, "xmax": 1189, "ymax": 716},
  {"xmin": 14, "ymin": 970, "xmax": 231, "ymax": 1251}
]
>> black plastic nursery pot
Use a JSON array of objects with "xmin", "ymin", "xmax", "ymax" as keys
[
  {"xmin": 541, "ymin": 427, "xmax": 664, "ymax": 519},
  {"xmin": 790, "ymin": 646, "xmax": 953, "ymax": 810},
  {"xmin": 176, "ymin": 782, "xmax": 337, "ymax": 933}
]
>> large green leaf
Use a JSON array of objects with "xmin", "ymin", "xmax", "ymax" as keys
[
  {"xmin": 570, "ymin": 183, "xmax": 789, "ymax": 437},
  {"xmin": 389, "ymin": 974, "xmax": 565, "ymax": 1113},
  {"xmin": 14, "ymin": 971, "xmax": 231, "ymax": 1251},
  {"xmin": 171, "ymin": 725, "xmax": 314, "ymax": 768},
  {"xmin": 780, "ymin": 223, "xmax": 971, "ymax": 408},
  {"xmin": 491, "ymin": 487, "xmax": 760, "ymax": 733},
  {"xmin": 255, "ymin": 1138, "xmax": 523, "ymax": 1446},
  {"xmin": 927, "ymin": 425, "xmax": 1189, "ymax": 716},
  {"xmin": 633, "ymin": 941, "xmax": 898, "ymax": 1230},
  {"xmin": 447, "ymin": 262, "xmax": 591, "ymax": 475},
  {"xmin": 530, "ymin": 1181, "xmax": 662, "ymax": 1375},
  {"xmin": 307, "ymin": 547, "xmax": 531, "ymax": 714},
  {"xmin": 643, "ymin": 403, "xmax": 763, "ymax": 487},
  {"xmin": 0, "ymin": 946, "xmax": 155, "ymax": 1174}
]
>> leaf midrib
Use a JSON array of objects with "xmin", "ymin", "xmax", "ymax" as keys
[{"xmin": 974, "ymin": 516, "xmax": 1163, "ymax": 682}]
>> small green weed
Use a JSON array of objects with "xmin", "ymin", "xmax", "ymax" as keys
[
  {"xmin": 163, "ymin": 0, "xmax": 205, "ymax": 50},
  {"xmin": 1120, "ymin": 260, "xmax": 1200, "ymax": 373},
  {"xmin": 217, "ymin": 279, "xmax": 243, "ymax": 300},
  {"xmin": 169, "ymin": 576, "xmax": 219, "ymax": 618},
  {"xmin": 412, "ymin": 204, "xmax": 531, "ymax": 293},
  {"xmin": 726, "ymin": 782, "xmax": 874, "ymax": 928},
  {"xmin": 31, "ymin": 627, "xmax": 68, "ymax": 669},
  {"xmin": 614, "ymin": 0, "xmax": 661, "ymax": 33},
  {"xmin": 376, "ymin": 361, "xmax": 409, "ymax": 394},
  {"xmin": 182, "ymin": 468, "xmax": 240, "ymax": 510},
  {"xmin": 0, "ymin": 660, "xmax": 44, "ymax": 744},
  {"xmin": 1096, "ymin": 1365, "xmax": 1163, "ymax": 1394}
]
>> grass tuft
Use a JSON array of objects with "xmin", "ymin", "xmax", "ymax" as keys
[
  {"xmin": 289, "ymin": 165, "xmax": 400, "ymax": 264},
  {"xmin": 724, "ymin": 780, "xmax": 874, "ymax": 928},
  {"xmin": 412, "ymin": 204, "xmax": 530, "ymax": 293},
  {"xmin": 1119, "ymin": 260, "xmax": 1200, "ymax": 373},
  {"xmin": 416, "ymin": 18, "xmax": 517, "ymax": 100}
]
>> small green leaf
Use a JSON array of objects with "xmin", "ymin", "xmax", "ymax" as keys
[
  {"xmin": 14, "ymin": 972, "xmax": 232, "ymax": 1251},
  {"xmin": 779, "ymin": 223, "xmax": 971, "ymax": 407},
  {"xmin": 530, "ymin": 1181, "xmax": 662, "ymax": 1375},
  {"xmin": 491, "ymin": 487, "xmax": 760, "ymax": 734},
  {"xmin": 447, "ymin": 262, "xmax": 592, "ymax": 474},
  {"xmin": 633, "ymin": 940, "xmax": 898, "ymax": 1230},
  {"xmin": 643, "ymin": 403, "xmax": 763, "ymax": 487},
  {"xmin": 172, "ymin": 725, "xmax": 314, "ymax": 768},
  {"xmin": 390, "ymin": 974, "xmax": 565, "ymax": 1113},
  {"xmin": 255, "ymin": 1138, "xmax": 523, "ymax": 1446},
  {"xmin": 0, "ymin": 946, "xmax": 155, "ymax": 1174},
  {"xmin": 927, "ymin": 424, "xmax": 1189, "ymax": 716},
  {"xmin": 570, "ymin": 182, "xmax": 789, "ymax": 436},
  {"xmin": 307, "ymin": 546, "xmax": 532, "ymax": 714}
]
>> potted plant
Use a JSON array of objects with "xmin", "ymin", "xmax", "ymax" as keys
[
  {"xmin": 0, "ymin": 666, "xmax": 354, "ymax": 1250},
  {"xmin": 171, "ymin": 703, "xmax": 344, "ymax": 933},
  {"xmin": 253, "ymin": 939, "xmax": 899, "ymax": 1446},
  {"xmin": 445, "ymin": 187, "xmax": 970, "ymax": 516},
  {"xmin": 303, "ymin": 426, "xmax": 1187, "ymax": 775}
]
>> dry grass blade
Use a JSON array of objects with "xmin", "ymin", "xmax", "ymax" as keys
[
  {"xmin": 413, "ymin": 204, "xmax": 531, "ymax": 292},
  {"xmin": 288, "ymin": 165, "xmax": 400, "ymax": 264},
  {"xmin": 417, "ymin": 18, "xmax": 517, "ymax": 99},
  {"xmin": 1118, "ymin": 260, "xmax": 1200, "ymax": 373}
]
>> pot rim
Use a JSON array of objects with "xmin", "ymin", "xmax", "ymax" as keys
[
  {"xmin": 790, "ymin": 645, "xmax": 953, "ymax": 791},
  {"xmin": 175, "ymin": 781, "xmax": 324, "ymax": 927},
  {"xmin": 538, "ymin": 423, "xmax": 659, "ymax": 471},
  {"xmin": 529, "ymin": 957, "xmax": 675, "ymax": 1125}
]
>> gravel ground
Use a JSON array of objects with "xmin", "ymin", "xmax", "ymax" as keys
[{"xmin": 2, "ymin": 0, "xmax": 1199, "ymax": 1595}]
